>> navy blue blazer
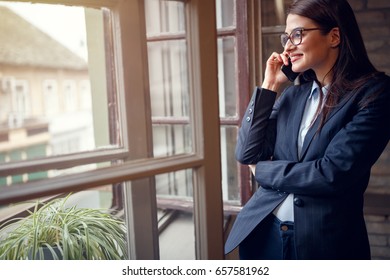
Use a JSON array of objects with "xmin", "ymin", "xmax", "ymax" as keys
[{"xmin": 225, "ymin": 74, "xmax": 390, "ymax": 259}]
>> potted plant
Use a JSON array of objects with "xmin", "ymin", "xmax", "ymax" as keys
[{"xmin": 0, "ymin": 194, "xmax": 128, "ymax": 260}]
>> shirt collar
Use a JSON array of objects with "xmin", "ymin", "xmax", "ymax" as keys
[{"xmin": 310, "ymin": 81, "xmax": 329, "ymax": 98}]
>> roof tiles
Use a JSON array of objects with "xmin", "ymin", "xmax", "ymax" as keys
[{"xmin": 0, "ymin": 6, "xmax": 87, "ymax": 70}]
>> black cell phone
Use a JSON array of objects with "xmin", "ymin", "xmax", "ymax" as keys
[{"xmin": 281, "ymin": 58, "xmax": 299, "ymax": 82}]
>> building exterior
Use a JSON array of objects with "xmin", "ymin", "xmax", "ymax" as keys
[{"xmin": 0, "ymin": 6, "xmax": 93, "ymax": 185}]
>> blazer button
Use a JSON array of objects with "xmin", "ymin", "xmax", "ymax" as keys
[
  {"xmin": 246, "ymin": 116, "xmax": 251, "ymax": 122},
  {"xmin": 294, "ymin": 197, "xmax": 304, "ymax": 207}
]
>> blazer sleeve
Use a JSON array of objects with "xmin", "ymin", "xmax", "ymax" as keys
[
  {"xmin": 254, "ymin": 77, "xmax": 390, "ymax": 197},
  {"xmin": 235, "ymin": 87, "xmax": 278, "ymax": 164}
]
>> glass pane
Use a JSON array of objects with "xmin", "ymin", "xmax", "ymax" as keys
[
  {"xmin": 261, "ymin": 0, "xmax": 293, "ymax": 27},
  {"xmin": 156, "ymin": 169, "xmax": 194, "ymax": 259},
  {"xmin": 156, "ymin": 169, "xmax": 193, "ymax": 198},
  {"xmin": 0, "ymin": 2, "xmax": 120, "ymax": 164},
  {"xmin": 145, "ymin": 1, "xmax": 192, "ymax": 156},
  {"xmin": 145, "ymin": 1, "xmax": 195, "ymax": 259},
  {"xmin": 148, "ymin": 40, "xmax": 189, "ymax": 118},
  {"xmin": 153, "ymin": 125, "xmax": 191, "ymax": 157},
  {"xmin": 217, "ymin": 37, "xmax": 237, "ymax": 117},
  {"xmin": 158, "ymin": 209, "xmax": 195, "ymax": 259},
  {"xmin": 220, "ymin": 126, "xmax": 239, "ymax": 203},
  {"xmin": 216, "ymin": 0, "xmax": 236, "ymax": 29},
  {"xmin": 145, "ymin": 0, "xmax": 185, "ymax": 35}
]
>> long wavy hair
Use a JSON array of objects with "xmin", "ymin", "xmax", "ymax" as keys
[{"xmin": 289, "ymin": 0, "xmax": 383, "ymax": 129}]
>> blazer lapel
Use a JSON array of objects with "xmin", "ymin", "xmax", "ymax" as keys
[
  {"xmin": 323, "ymin": 90, "xmax": 356, "ymax": 124},
  {"xmin": 299, "ymin": 89, "xmax": 356, "ymax": 160},
  {"xmin": 299, "ymin": 113, "xmax": 320, "ymax": 160},
  {"xmin": 292, "ymin": 84, "xmax": 312, "ymax": 161}
]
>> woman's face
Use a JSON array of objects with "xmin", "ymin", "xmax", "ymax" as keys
[{"xmin": 284, "ymin": 14, "xmax": 339, "ymax": 83}]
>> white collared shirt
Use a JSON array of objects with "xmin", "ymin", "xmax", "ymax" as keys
[{"xmin": 273, "ymin": 81, "xmax": 327, "ymax": 222}]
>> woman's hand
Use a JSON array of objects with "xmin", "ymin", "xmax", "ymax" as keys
[{"xmin": 262, "ymin": 52, "xmax": 290, "ymax": 92}]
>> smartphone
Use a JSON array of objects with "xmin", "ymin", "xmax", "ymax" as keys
[{"xmin": 281, "ymin": 58, "xmax": 299, "ymax": 82}]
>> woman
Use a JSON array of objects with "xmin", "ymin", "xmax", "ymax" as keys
[{"xmin": 225, "ymin": 0, "xmax": 390, "ymax": 260}]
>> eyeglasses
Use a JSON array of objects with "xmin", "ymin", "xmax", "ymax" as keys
[{"xmin": 280, "ymin": 28, "xmax": 322, "ymax": 47}]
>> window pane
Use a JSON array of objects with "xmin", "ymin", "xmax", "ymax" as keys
[
  {"xmin": 217, "ymin": 37, "xmax": 237, "ymax": 118},
  {"xmin": 220, "ymin": 126, "xmax": 239, "ymax": 203},
  {"xmin": 156, "ymin": 169, "xmax": 193, "ymax": 198},
  {"xmin": 145, "ymin": 1, "xmax": 192, "ymax": 156},
  {"xmin": 0, "ymin": 2, "xmax": 120, "ymax": 165},
  {"xmin": 144, "ymin": 1, "xmax": 195, "ymax": 259},
  {"xmin": 156, "ymin": 169, "xmax": 194, "ymax": 259},
  {"xmin": 158, "ymin": 209, "xmax": 194, "ymax": 259},
  {"xmin": 261, "ymin": 0, "xmax": 292, "ymax": 27},
  {"xmin": 153, "ymin": 125, "xmax": 191, "ymax": 157},
  {"xmin": 148, "ymin": 40, "xmax": 189, "ymax": 118},
  {"xmin": 145, "ymin": 0, "xmax": 185, "ymax": 35},
  {"xmin": 216, "ymin": 0, "xmax": 236, "ymax": 29}
]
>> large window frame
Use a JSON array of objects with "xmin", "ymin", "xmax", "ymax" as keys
[
  {"xmin": 217, "ymin": 0, "xmax": 252, "ymax": 207},
  {"xmin": 0, "ymin": 0, "xmax": 223, "ymax": 260}
]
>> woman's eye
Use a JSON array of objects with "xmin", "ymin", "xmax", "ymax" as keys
[{"xmin": 292, "ymin": 31, "xmax": 301, "ymax": 39}]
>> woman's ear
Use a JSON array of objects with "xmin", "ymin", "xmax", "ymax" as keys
[{"xmin": 330, "ymin": 27, "xmax": 340, "ymax": 48}]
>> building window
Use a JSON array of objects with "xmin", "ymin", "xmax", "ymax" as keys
[
  {"xmin": 43, "ymin": 80, "xmax": 59, "ymax": 117},
  {"xmin": 63, "ymin": 80, "xmax": 77, "ymax": 112}
]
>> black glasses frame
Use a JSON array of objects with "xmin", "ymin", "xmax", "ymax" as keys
[{"xmin": 280, "ymin": 27, "xmax": 322, "ymax": 47}]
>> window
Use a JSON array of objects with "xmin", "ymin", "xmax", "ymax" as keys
[
  {"xmin": 216, "ymin": 0, "xmax": 253, "ymax": 207},
  {"xmin": 219, "ymin": 0, "xmax": 294, "ymax": 209},
  {"xmin": 43, "ymin": 80, "xmax": 59, "ymax": 117},
  {"xmin": 0, "ymin": 0, "xmax": 223, "ymax": 260},
  {"xmin": 63, "ymin": 80, "xmax": 77, "ymax": 112},
  {"xmin": 79, "ymin": 80, "xmax": 92, "ymax": 110}
]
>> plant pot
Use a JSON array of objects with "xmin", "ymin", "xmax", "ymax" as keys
[{"xmin": 28, "ymin": 246, "xmax": 62, "ymax": 260}]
